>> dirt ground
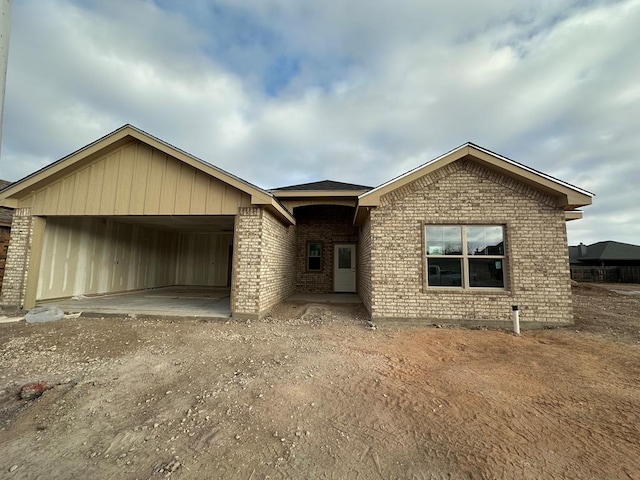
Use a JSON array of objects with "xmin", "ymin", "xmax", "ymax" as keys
[{"xmin": 1, "ymin": 284, "xmax": 638, "ymax": 480}]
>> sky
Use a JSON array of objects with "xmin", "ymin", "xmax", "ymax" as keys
[{"xmin": 0, "ymin": 0, "xmax": 639, "ymax": 246}]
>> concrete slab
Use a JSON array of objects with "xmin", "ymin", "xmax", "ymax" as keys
[
  {"xmin": 40, "ymin": 286, "xmax": 231, "ymax": 318},
  {"xmin": 0, "ymin": 316, "xmax": 24, "ymax": 324},
  {"xmin": 286, "ymin": 293, "xmax": 362, "ymax": 304}
]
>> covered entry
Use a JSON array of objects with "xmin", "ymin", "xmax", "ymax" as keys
[{"xmin": 269, "ymin": 181, "xmax": 373, "ymax": 295}]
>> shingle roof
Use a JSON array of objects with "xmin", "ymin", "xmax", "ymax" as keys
[
  {"xmin": 270, "ymin": 180, "xmax": 373, "ymax": 192},
  {"xmin": 570, "ymin": 241, "xmax": 640, "ymax": 262}
]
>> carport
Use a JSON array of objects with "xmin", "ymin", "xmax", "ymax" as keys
[{"xmin": 0, "ymin": 125, "xmax": 295, "ymax": 317}]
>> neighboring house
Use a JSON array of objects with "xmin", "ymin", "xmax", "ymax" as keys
[
  {"xmin": 569, "ymin": 241, "xmax": 640, "ymax": 266},
  {"xmin": 0, "ymin": 179, "xmax": 13, "ymax": 294},
  {"xmin": 0, "ymin": 125, "xmax": 593, "ymax": 325},
  {"xmin": 569, "ymin": 241, "xmax": 640, "ymax": 283}
]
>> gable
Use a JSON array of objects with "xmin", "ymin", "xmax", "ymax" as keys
[
  {"xmin": 0, "ymin": 125, "xmax": 295, "ymax": 223},
  {"xmin": 357, "ymin": 144, "xmax": 593, "ymax": 224},
  {"xmin": 380, "ymin": 159, "xmax": 559, "ymax": 214},
  {"xmin": 14, "ymin": 140, "xmax": 253, "ymax": 216}
]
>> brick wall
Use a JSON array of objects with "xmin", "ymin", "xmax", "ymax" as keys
[
  {"xmin": 294, "ymin": 205, "xmax": 359, "ymax": 293},
  {"xmin": 259, "ymin": 208, "xmax": 296, "ymax": 312},
  {"xmin": 1, "ymin": 208, "xmax": 33, "ymax": 308},
  {"xmin": 231, "ymin": 207, "xmax": 296, "ymax": 318},
  {"xmin": 357, "ymin": 213, "xmax": 372, "ymax": 312},
  {"xmin": 369, "ymin": 159, "xmax": 573, "ymax": 325},
  {"xmin": 0, "ymin": 225, "xmax": 10, "ymax": 294}
]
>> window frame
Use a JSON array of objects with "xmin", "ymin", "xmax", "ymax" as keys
[
  {"xmin": 423, "ymin": 224, "xmax": 507, "ymax": 290},
  {"xmin": 306, "ymin": 241, "xmax": 323, "ymax": 272}
]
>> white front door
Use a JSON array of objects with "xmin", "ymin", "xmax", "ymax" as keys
[{"xmin": 334, "ymin": 244, "xmax": 356, "ymax": 292}]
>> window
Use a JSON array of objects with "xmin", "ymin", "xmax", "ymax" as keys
[
  {"xmin": 307, "ymin": 241, "xmax": 322, "ymax": 271},
  {"xmin": 425, "ymin": 225, "xmax": 505, "ymax": 289}
]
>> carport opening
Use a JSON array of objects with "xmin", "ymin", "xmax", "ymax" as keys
[{"xmin": 35, "ymin": 215, "xmax": 235, "ymax": 317}]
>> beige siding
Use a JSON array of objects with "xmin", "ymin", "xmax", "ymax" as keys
[
  {"xmin": 20, "ymin": 140, "xmax": 252, "ymax": 216},
  {"xmin": 37, "ymin": 217, "xmax": 179, "ymax": 300},
  {"xmin": 176, "ymin": 233, "xmax": 233, "ymax": 286}
]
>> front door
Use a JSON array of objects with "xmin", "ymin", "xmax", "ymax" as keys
[{"xmin": 334, "ymin": 244, "xmax": 356, "ymax": 292}]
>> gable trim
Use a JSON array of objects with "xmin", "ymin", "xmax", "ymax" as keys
[{"xmin": 0, "ymin": 125, "xmax": 295, "ymax": 225}]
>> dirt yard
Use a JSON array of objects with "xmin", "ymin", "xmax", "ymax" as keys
[{"xmin": 1, "ymin": 284, "xmax": 639, "ymax": 479}]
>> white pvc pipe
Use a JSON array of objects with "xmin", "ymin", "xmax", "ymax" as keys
[{"xmin": 512, "ymin": 305, "xmax": 520, "ymax": 335}]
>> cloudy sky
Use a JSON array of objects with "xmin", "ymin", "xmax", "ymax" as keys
[{"xmin": 1, "ymin": 0, "xmax": 638, "ymax": 245}]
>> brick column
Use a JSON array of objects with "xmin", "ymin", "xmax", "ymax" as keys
[
  {"xmin": 1, "ymin": 208, "xmax": 33, "ymax": 308},
  {"xmin": 230, "ymin": 207, "xmax": 263, "ymax": 319}
]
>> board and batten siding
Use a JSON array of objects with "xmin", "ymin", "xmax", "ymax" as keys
[{"xmin": 19, "ymin": 140, "xmax": 252, "ymax": 216}]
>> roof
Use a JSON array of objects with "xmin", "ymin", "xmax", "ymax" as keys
[
  {"xmin": 271, "ymin": 180, "xmax": 372, "ymax": 199},
  {"xmin": 0, "ymin": 125, "xmax": 295, "ymax": 225},
  {"xmin": 570, "ymin": 241, "xmax": 640, "ymax": 262},
  {"xmin": 355, "ymin": 142, "xmax": 593, "ymax": 223},
  {"xmin": 271, "ymin": 180, "xmax": 372, "ymax": 192}
]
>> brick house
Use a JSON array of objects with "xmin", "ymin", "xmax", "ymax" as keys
[{"xmin": 0, "ymin": 125, "xmax": 592, "ymax": 325}]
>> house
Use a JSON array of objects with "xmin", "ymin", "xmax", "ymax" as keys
[
  {"xmin": 569, "ymin": 241, "xmax": 640, "ymax": 267},
  {"xmin": 0, "ymin": 179, "xmax": 13, "ymax": 294},
  {"xmin": 0, "ymin": 125, "xmax": 593, "ymax": 325},
  {"xmin": 569, "ymin": 241, "xmax": 640, "ymax": 283}
]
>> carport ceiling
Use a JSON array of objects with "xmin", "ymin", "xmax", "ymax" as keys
[{"xmin": 100, "ymin": 215, "xmax": 235, "ymax": 233}]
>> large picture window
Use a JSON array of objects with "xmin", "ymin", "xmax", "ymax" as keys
[{"xmin": 425, "ymin": 225, "xmax": 505, "ymax": 289}]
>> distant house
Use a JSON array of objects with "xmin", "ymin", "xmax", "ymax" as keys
[
  {"xmin": 569, "ymin": 241, "xmax": 640, "ymax": 283},
  {"xmin": 569, "ymin": 241, "xmax": 640, "ymax": 267},
  {"xmin": 0, "ymin": 125, "xmax": 593, "ymax": 325},
  {"xmin": 0, "ymin": 179, "xmax": 13, "ymax": 294}
]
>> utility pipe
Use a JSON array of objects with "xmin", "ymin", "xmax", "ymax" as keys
[{"xmin": 512, "ymin": 305, "xmax": 520, "ymax": 335}]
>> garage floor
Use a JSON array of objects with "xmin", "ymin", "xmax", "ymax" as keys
[{"xmin": 41, "ymin": 286, "xmax": 231, "ymax": 318}]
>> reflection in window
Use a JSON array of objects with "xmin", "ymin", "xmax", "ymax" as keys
[
  {"xmin": 425, "ymin": 225, "xmax": 506, "ymax": 289},
  {"xmin": 428, "ymin": 258, "xmax": 463, "ymax": 286},
  {"xmin": 469, "ymin": 259, "xmax": 504, "ymax": 288},
  {"xmin": 425, "ymin": 226, "xmax": 462, "ymax": 255},
  {"xmin": 467, "ymin": 226, "xmax": 504, "ymax": 256}
]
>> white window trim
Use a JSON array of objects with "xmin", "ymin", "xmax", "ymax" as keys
[{"xmin": 424, "ymin": 224, "xmax": 506, "ymax": 290}]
